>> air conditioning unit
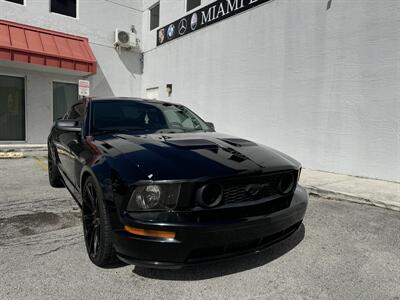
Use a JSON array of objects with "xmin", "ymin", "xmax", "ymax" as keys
[{"xmin": 114, "ymin": 29, "xmax": 138, "ymax": 49}]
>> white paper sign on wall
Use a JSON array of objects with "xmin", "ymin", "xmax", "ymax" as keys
[{"xmin": 78, "ymin": 80, "xmax": 90, "ymax": 97}]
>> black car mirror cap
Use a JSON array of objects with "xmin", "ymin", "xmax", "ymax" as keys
[
  {"xmin": 55, "ymin": 120, "xmax": 81, "ymax": 132},
  {"xmin": 206, "ymin": 122, "xmax": 215, "ymax": 131}
]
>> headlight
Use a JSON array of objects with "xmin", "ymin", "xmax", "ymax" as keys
[{"xmin": 127, "ymin": 184, "xmax": 181, "ymax": 211}]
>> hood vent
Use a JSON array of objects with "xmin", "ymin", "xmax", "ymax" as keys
[
  {"xmin": 219, "ymin": 138, "xmax": 257, "ymax": 147},
  {"xmin": 164, "ymin": 139, "xmax": 218, "ymax": 149},
  {"xmin": 101, "ymin": 142, "xmax": 113, "ymax": 150}
]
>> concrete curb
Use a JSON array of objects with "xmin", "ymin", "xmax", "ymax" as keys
[
  {"xmin": 0, "ymin": 144, "xmax": 47, "ymax": 151},
  {"xmin": 305, "ymin": 185, "xmax": 400, "ymax": 212},
  {"xmin": 0, "ymin": 152, "xmax": 25, "ymax": 159}
]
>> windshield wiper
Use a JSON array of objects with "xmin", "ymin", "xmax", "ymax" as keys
[
  {"xmin": 92, "ymin": 129, "xmax": 119, "ymax": 136},
  {"xmin": 92, "ymin": 128, "xmax": 148, "ymax": 136},
  {"xmin": 156, "ymin": 129, "xmax": 185, "ymax": 134}
]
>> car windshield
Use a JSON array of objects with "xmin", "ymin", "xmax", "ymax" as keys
[{"xmin": 91, "ymin": 100, "xmax": 211, "ymax": 134}]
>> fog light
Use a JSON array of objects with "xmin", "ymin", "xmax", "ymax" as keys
[
  {"xmin": 124, "ymin": 225, "xmax": 176, "ymax": 239},
  {"xmin": 277, "ymin": 173, "xmax": 295, "ymax": 194},
  {"xmin": 196, "ymin": 183, "xmax": 223, "ymax": 208}
]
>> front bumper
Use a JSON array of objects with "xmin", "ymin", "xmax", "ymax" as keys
[{"xmin": 113, "ymin": 185, "xmax": 308, "ymax": 269}]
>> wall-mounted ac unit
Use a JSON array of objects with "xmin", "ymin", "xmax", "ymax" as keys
[{"xmin": 114, "ymin": 29, "xmax": 138, "ymax": 49}]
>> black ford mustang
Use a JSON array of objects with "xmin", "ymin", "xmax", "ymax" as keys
[{"xmin": 48, "ymin": 97, "xmax": 308, "ymax": 269}]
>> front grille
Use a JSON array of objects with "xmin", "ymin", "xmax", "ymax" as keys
[
  {"xmin": 186, "ymin": 221, "xmax": 302, "ymax": 263},
  {"xmin": 221, "ymin": 170, "xmax": 297, "ymax": 205},
  {"xmin": 223, "ymin": 183, "xmax": 276, "ymax": 204}
]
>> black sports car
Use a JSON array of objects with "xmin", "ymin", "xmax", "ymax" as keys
[{"xmin": 48, "ymin": 97, "xmax": 308, "ymax": 269}]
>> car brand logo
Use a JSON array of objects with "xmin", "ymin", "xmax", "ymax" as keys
[
  {"xmin": 158, "ymin": 28, "xmax": 165, "ymax": 44},
  {"xmin": 191, "ymin": 13, "xmax": 198, "ymax": 30},
  {"xmin": 178, "ymin": 18, "xmax": 187, "ymax": 35},
  {"xmin": 167, "ymin": 24, "xmax": 175, "ymax": 40},
  {"xmin": 245, "ymin": 183, "xmax": 270, "ymax": 197}
]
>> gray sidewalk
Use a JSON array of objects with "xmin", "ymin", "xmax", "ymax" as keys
[{"xmin": 300, "ymin": 169, "xmax": 400, "ymax": 212}]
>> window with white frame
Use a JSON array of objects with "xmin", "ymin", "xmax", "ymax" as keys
[
  {"xmin": 50, "ymin": 0, "xmax": 77, "ymax": 18},
  {"xmin": 4, "ymin": 0, "xmax": 24, "ymax": 4},
  {"xmin": 149, "ymin": 2, "xmax": 160, "ymax": 31},
  {"xmin": 186, "ymin": 0, "xmax": 201, "ymax": 12},
  {"xmin": 53, "ymin": 82, "xmax": 79, "ymax": 121},
  {"xmin": 0, "ymin": 75, "xmax": 25, "ymax": 141}
]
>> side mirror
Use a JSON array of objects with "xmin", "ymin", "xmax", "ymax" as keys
[
  {"xmin": 55, "ymin": 120, "xmax": 81, "ymax": 132},
  {"xmin": 206, "ymin": 122, "xmax": 215, "ymax": 131}
]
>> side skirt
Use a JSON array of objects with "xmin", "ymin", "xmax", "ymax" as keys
[{"xmin": 58, "ymin": 165, "xmax": 83, "ymax": 209}]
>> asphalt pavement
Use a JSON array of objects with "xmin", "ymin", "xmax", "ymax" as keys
[{"xmin": 0, "ymin": 157, "xmax": 399, "ymax": 300}]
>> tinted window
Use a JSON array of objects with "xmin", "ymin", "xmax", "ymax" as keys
[
  {"xmin": 91, "ymin": 101, "xmax": 210, "ymax": 134},
  {"xmin": 186, "ymin": 0, "xmax": 201, "ymax": 11},
  {"xmin": 51, "ymin": 0, "xmax": 77, "ymax": 18},
  {"xmin": 67, "ymin": 103, "xmax": 84, "ymax": 120},
  {"xmin": 163, "ymin": 106, "xmax": 197, "ymax": 130},
  {"xmin": 150, "ymin": 3, "xmax": 159, "ymax": 31}
]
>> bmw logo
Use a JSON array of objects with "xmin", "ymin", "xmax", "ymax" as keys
[
  {"xmin": 191, "ymin": 13, "xmax": 198, "ymax": 30},
  {"xmin": 167, "ymin": 24, "xmax": 175, "ymax": 39}
]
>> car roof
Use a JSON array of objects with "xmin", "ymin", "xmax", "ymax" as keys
[{"xmin": 88, "ymin": 96, "xmax": 180, "ymax": 106}]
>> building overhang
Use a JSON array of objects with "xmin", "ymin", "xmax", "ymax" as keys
[{"xmin": 0, "ymin": 19, "xmax": 97, "ymax": 75}]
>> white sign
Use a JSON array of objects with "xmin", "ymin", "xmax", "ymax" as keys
[{"xmin": 78, "ymin": 80, "xmax": 90, "ymax": 97}]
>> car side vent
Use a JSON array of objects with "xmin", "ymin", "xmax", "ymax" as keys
[
  {"xmin": 164, "ymin": 139, "xmax": 218, "ymax": 149},
  {"xmin": 219, "ymin": 138, "xmax": 257, "ymax": 147}
]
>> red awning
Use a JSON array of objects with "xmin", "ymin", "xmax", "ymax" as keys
[{"xmin": 0, "ymin": 20, "xmax": 96, "ymax": 74}]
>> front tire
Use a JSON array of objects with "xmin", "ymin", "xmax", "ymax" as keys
[
  {"xmin": 82, "ymin": 176, "xmax": 119, "ymax": 268},
  {"xmin": 48, "ymin": 147, "xmax": 64, "ymax": 188}
]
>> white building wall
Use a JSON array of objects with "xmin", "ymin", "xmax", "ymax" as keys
[
  {"xmin": 141, "ymin": 0, "xmax": 400, "ymax": 182},
  {"xmin": 0, "ymin": 0, "xmax": 144, "ymax": 143},
  {"xmin": 0, "ymin": 0, "xmax": 144, "ymax": 96}
]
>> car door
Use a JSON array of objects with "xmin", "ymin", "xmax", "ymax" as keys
[{"xmin": 55, "ymin": 103, "xmax": 84, "ymax": 188}]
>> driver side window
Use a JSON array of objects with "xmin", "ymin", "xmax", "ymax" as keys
[{"xmin": 65, "ymin": 103, "xmax": 84, "ymax": 120}]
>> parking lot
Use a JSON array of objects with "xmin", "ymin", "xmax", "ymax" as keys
[{"xmin": 1, "ymin": 155, "xmax": 399, "ymax": 300}]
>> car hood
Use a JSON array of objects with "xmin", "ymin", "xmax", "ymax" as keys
[{"xmin": 95, "ymin": 132, "xmax": 300, "ymax": 181}]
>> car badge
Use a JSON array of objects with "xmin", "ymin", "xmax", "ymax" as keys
[
  {"xmin": 191, "ymin": 13, "xmax": 198, "ymax": 30},
  {"xmin": 158, "ymin": 28, "xmax": 165, "ymax": 44},
  {"xmin": 245, "ymin": 183, "xmax": 270, "ymax": 197},
  {"xmin": 167, "ymin": 24, "xmax": 175, "ymax": 40},
  {"xmin": 178, "ymin": 18, "xmax": 187, "ymax": 35}
]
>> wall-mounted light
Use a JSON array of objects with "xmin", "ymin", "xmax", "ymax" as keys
[{"xmin": 166, "ymin": 84, "xmax": 172, "ymax": 97}]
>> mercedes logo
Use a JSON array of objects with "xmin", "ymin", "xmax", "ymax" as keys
[{"xmin": 178, "ymin": 18, "xmax": 187, "ymax": 35}]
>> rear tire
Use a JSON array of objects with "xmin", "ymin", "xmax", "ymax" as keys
[
  {"xmin": 48, "ymin": 147, "xmax": 64, "ymax": 188},
  {"xmin": 82, "ymin": 176, "xmax": 120, "ymax": 268}
]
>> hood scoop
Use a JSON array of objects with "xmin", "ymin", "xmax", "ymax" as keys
[
  {"xmin": 101, "ymin": 142, "xmax": 113, "ymax": 150},
  {"xmin": 164, "ymin": 139, "xmax": 219, "ymax": 149},
  {"xmin": 219, "ymin": 138, "xmax": 257, "ymax": 147}
]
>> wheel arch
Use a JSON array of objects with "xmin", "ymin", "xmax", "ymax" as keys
[
  {"xmin": 79, "ymin": 165, "xmax": 115, "ymax": 207},
  {"xmin": 80, "ymin": 167, "xmax": 98, "ymax": 197},
  {"xmin": 80, "ymin": 165, "xmax": 121, "ymax": 231}
]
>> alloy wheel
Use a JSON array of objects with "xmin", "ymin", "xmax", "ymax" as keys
[{"xmin": 83, "ymin": 181, "xmax": 101, "ymax": 259}]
